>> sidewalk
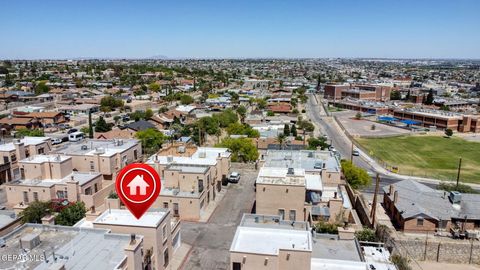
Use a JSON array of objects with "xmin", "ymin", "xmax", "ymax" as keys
[
  {"xmin": 198, "ymin": 187, "xmax": 228, "ymax": 222},
  {"xmin": 169, "ymin": 243, "xmax": 192, "ymax": 270}
]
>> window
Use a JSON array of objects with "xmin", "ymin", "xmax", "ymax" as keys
[
  {"xmin": 85, "ymin": 187, "xmax": 92, "ymax": 195},
  {"xmin": 94, "ymin": 183, "xmax": 98, "ymax": 193},
  {"xmin": 3, "ymin": 156, "xmax": 8, "ymax": 164},
  {"xmin": 163, "ymin": 202, "xmax": 169, "ymax": 209},
  {"xmin": 278, "ymin": 209, "xmax": 285, "ymax": 220},
  {"xmin": 163, "ymin": 249, "xmax": 169, "ymax": 267},
  {"xmin": 232, "ymin": 262, "xmax": 242, "ymax": 270},
  {"xmin": 289, "ymin": 210, "xmax": 296, "ymax": 221},
  {"xmin": 134, "ymin": 150, "xmax": 138, "ymax": 160},
  {"xmin": 23, "ymin": 191, "xmax": 29, "ymax": 203},
  {"xmin": 25, "ymin": 149, "xmax": 30, "ymax": 158},
  {"xmin": 33, "ymin": 192, "xmax": 39, "ymax": 202},
  {"xmin": 56, "ymin": 190, "xmax": 66, "ymax": 199},
  {"xmin": 11, "ymin": 154, "xmax": 16, "ymax": 162},
  {"xmin": 162, "ymin": 224, "xmax": 167, "ymax": 241},
  {"xmin": 417, "ymin": 217, "xmax": 424, "ymax": 226},
  {"xmin": 198, "ymin": 180, "xmax": 204, "ymax": 193},
  {"xmin": 90, "ymin": 161, "xmax": 95, "ymax": 171},
  {"xmin": 38, "ymin": 148, "xmax": 44, "ymax": 154},
  {"xmin": 173, "ymin": 203, "xmax": 179, "ymax": 217}
]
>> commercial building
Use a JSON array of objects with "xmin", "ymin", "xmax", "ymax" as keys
[
  {"xmin": 330, "ymin": 99, "xmax": 391, "ymax": 115},
  {"xmin": 383, "ymin": 180, "xmax": 480, "ymax": 234},
  {"xmin": 76, "ymin": 208, "xmax": 181, "ymax": 270},
  {"xmin": 392, "ymin": 108, "xmax": 480, "ymax": 132},
  {"xmin": 0, "ymin": 224, "xmax": 144, "ymax": 270},
  {"xmin": 324, "ymin": 84, "xmax": 392, "ymax": 101},
  {"xmin": 52, "ymin": 138, "xmax": 142, "ymax": 180}
]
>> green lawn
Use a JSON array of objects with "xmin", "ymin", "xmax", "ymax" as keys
[{"xmin": 357, "ymin": 136, "xmax": 480, "ymax": 183}]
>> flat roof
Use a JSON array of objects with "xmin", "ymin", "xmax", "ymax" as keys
[
  {"xmin": 264, "ymin": 150, "xmax": 340, "ymax": 173},
  {"xmin": 311, "ymin": 235, "xmax": 362, "ymax": 262},
  {"xmin": 363, "ymin": 246, "xmax": 396, "ymax": 270},
  {"xmin": 53, "ymin": 139, "xmax": 138, "ymax": 157},
  {"xmin": 0, "ymin": 210, "xmax": 18, "ymax": 229},
  {"xmin": 167, "ymin": 164, "xmax": 209, "ymax": 174},
  {"xmin": 230, "ymin": 226, "xmax": 311, "ymax": 255},
  {"xmin": 256, "ymin": 167, "xmax": 306, "ymax": 186},
  {"xmin": 147, "ymin": 155, "xmax": 218, "ymax": 166},
  {"xmin": 191, "ymin": 147, "xmax": 231, "ymax": 158},
  {"xmin": 20, "ymin": 154, "xmax": 70, "ymax": 164},
  {"xmin": 93, "ymin": 208, "xmax": 168, "ymax": 228},
  {"xmin": 311, "ymin": 258, "xmax": 366, "ymax": 270},
  {"xmin": 12, "ymin": 172, "xmax": 100, "ymax": 187},
  {"xmin": 1, "ymin": 224, "xmax": 134, "ymax": 270},
  {"xmin": 0, "ymin": 137, "xmax": 50, "ymax": 152}
]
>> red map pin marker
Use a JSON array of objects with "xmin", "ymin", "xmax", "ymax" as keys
[{"xmin": 115, "ymin": 163, "xmax": 161, "ymax": 219}]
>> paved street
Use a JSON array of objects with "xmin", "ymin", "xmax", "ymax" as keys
[{"xmin": 181, "ymin": 165, "xmax": 258, "ymax": 270}]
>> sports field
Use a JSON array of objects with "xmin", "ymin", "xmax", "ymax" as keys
[{"xmin": 357, "ymin": 135, "xmax": 480, "ymax": 183}]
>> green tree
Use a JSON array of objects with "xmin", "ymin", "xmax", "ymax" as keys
[
  {"xmin": 257, "ymin": 99, "xmax": 267, "ymax": 109},
  {"xmin": 445, "ymin": 128, "xmax": 453, "ymax": 137},
  {"xmin": 15, "ymin": 128, "xmax": 44, "ymax": 138},
  {"xmin": 35, "ymin": 81, "xmax": 49, "ymax": 95},
  {"xmin": 216, "ymin": 137, "xmax": 259, "ymax": 162},
  {"xmin": 298, "ymin": 120, "xmax": 315, "ymax": 133},
  {"xmin": 100, "ymin": 96, "xmax": 124, "ymax": 109},
  {"xmin": 276, "ymin": 134, "xmax": 286, "ymax": 150},
  {"xmin": 390, "ymin": 90, "xmax": 401, "ymax": 100},
  {"xmin": 55, "ymin": 202, "xmax": 87, "ymax": 226},
  {"xmin": 213, "ymin": 109, "xmax": 238, "ymax": 128},
  {"xmin": 291, "ymin": 124, "xmax": 297, "ymax": 137},
  {"xmin": 136, "ymin": 128, "xmax": 167, "ymax": 155},
  {"xmin": 180, "ymin": 94, "xmax": 194, "ymax": 105},
  {"xmin": 307, "ymin": 137, "xmax": 329, "ymax": 150},
  {"xmin": 355, "ymin": 227, "xmax": 376, "ymax": 242},
  {"xmin": 94, "ymin": 116, "xmax": 111, "ymax": 132},
  {"xmin": 283, "ymin": 124, "xmax": 290, "ymax": 136},
  {"xmin": 148, "ymin": 82, "xmax": 160, "ymax": 92},
  {"xmin": 266, "ymin": 111, "xmax": 275, "ymax": 117},
  {"xmin": 340, "ymin": 160, "xmax": 371, "ymax": 189},
  {"xmin": 19, "ymin": 201, "xmax": 52, "ymax": 224},
  {"xmin": 424, "ymin": 89, "xmax": 434, "ymax": 105},
  {"xmin": 236, "ymin": 105, "xmax": 247, "ymax": 123},
  {"xmin": 158, "ymin": 106, "xmax": 168, "ymax": 114},
  {"xmin": 145, "ymin": 108, "xmax": 154, "ymax": 120},
  {"xmin": 197, "ymin": 116, "xmax": 220, "ymax": 135},
  {"xmin": 226, "ymin": 123, "xmax": 260, "ymax": 138},
  {"xmin": 355, "ymin": 112, "xmax": 362, "ymax": 120}
]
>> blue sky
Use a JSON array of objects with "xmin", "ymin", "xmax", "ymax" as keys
[{"xmin": 1, "ymin": 0, "xmax": 479, "ymax": 59}]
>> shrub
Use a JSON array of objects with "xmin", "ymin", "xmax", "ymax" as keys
[
  {"xmin": 355, "ymin": 227, "xmax": 376, "ymax": 242},
  {"xmin": 314, "ymin": 221, "xmax": 339, "ymax": 234}
]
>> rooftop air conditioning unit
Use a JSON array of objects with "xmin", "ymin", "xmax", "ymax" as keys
[
  {"xmin": 449, "ymin": 191, "xmax": 462, "ymax": 204},
  {"xmin": 167, "ymin": 156, "xmax": 173, "ymax": 163},
  {"xmin": 20, "ymin": 233, "xmax": 41, "ymax": 250},
  {"xmin": 81, "ymin": 145, "xmax": 88, "ymax": 150},
  {"xmin": 198, "ymin": 151, "xmax": 206, "ymax": 158}
]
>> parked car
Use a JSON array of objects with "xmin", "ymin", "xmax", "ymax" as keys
[
  {"xmin": 328, "ymin": 146, "xmax": 336, "ymax": 152},
  {"xmin": 352, "ymin": 150, "xmax": 360, "ymax": 156},
  {"xmin": 67, "ymin": 128, "xmax": 78, "ymax": 134},
  {"xmin": 228, "ymin": 172, "xmax": 241, "ymax": 183},
  {"xmin": 68, "ymin": 131, "xmax": 85, "ymax": 142},
  {"xmin": 52, "ymin": 138, "xmax": 63, "ymax": 145}
]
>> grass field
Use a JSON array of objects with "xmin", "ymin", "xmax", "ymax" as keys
[{"xmin": 357, "ymin": 135, "xmax": 480, "ymax": 183}]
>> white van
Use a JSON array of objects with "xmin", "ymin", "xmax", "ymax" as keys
[{"xmin": 68, "ymin": 131, "xmax": 85, "ymax": 142}]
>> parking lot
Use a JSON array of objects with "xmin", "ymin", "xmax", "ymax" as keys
[
  {"xmin": 336, "ymin": 112, "xmax": 411, "ymax": 137},
  {"xmin": 181, "ymin": 164, "xmax": 259, "ymax": 270}
]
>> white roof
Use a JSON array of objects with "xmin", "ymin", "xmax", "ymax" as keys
[
  {"xmin": 363, "ymin": 246, "xmax": 396, "ymax": 270},
  {"xmin": 230, "ymin": 226, "xmax": 311, "ymax": 255},
  {"xmin": 175, "ymin": 105, "xmax": 196, "ymax": 113},
  {"xmin": 0, "ymin": 137, "xmax": 50, "ymax": 152},
  {"xmin": 305, "ymin": 174, "xmax": 323, "ymax": 191},
  {"xmin": 20, "ymin": 154, "xmax": 70, "ymax": 164},
  {"xmin": 192, "ymin": 147, "xmax": 231, "ymax": 158},
  {"xmin": 147, "ymin": 155, "xmax": 217, "ymax": 166},
  {"xmin": 93, "ymin": 209, "xmax": 167, "ymax": 228},
  {"xmin": 256, "ymin": 167, "xmax": 306, "ymax": 186},
  {"xmin": 311, "ymin": 258, "xmax": 366, "ymax": 270}
]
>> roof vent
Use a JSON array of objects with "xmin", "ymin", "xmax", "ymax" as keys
[
  {"xmin": 287, "ymin": 168, "xmax": 294, "ymax": 175},
  {"xmin": 81, "ymin": 145, "xmax": 88, "ymax": 150},
  {"xmin": 449, "ymin": 191, "xmax": 462, "ymax": 204}
]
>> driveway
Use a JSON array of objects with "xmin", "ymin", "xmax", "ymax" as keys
[{"xmin": 181, "ymin": 165, "xmax": 258, "ymax": 270}]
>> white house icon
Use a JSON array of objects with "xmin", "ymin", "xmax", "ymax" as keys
[{"xmin": 127, "ymin": 175, "xmax": 150, "ymax": 196}]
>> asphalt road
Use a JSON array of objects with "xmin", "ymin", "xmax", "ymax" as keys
[
  {"xmin": 305, "ymin": 95, "xmax": 440, "ymax": 199},
  {"xmin": 181, "ymin": 166, "xmax": 258, "ymax": 270}
]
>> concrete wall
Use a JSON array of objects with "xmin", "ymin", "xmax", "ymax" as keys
[{"xmin": 256, "ymin": 184, "xmax": 306, "ymax": 222}]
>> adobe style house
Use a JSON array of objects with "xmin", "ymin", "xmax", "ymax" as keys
[
  {"xmin": 4, "ymin": 155, "xmax": 110, "ymax": 211},
  {"xmin": 146, "ymin": 147, "xmax": 231, "ymax": 221},
  {"xmin": 51, "ymin": 139, "xmax": 142, "ymax": 180},
  {"xmin": 383, "ymin": 180, "xmax": 480, "ymax": 233},
  {"xmin": 77, "ymin": 208, "xmax": 181, "ymax": 270},
  {"xmin": 0, "ymin": 137, "xmax": 52, "ymax": 182}
]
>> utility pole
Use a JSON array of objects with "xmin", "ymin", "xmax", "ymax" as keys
[
  {"xmin": 370, "ymin": 173, "xmax": 380, "ymax": 228},
  {"xmin": 456, "ymin": 157, "xmax": 462, "ymax": 189},
  {"xmin": 350, "ymin": 142, "xmax": 354, "ymax": 162}
]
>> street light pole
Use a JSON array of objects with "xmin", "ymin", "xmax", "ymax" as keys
[{"xmin": 350, "ymin": 142, "xmax": 354, "ymax": 162}]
